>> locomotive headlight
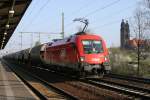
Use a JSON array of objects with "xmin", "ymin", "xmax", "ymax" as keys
[
  {"xmin": 80, "ymin": 57, "xmax": 85, "ymax": 61},
  {"xmin": 104, "ymin": 56, "xmax": 109, "ymax": 61},
  {"xmin": 104, "ymin": 57, "xmax": 107, "ymax": 61}
]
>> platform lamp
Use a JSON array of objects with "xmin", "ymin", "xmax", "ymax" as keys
[
  {"xmin": 3, "ymin": 36, "xmax": 5, "ymax": 40},
  {"xmin": 1, "ymin": 42, "xmax": 4, "ymax": 49},
  {"xmin": 4, "ymin": 32, "xmax": 7, "ymax": 36},
  {"xmin": 2, "ymin": 39, "xmax": 5, "ymax": 48},
  {"xmin": 9, "ymin": 9, "xmax": 15, "ymax": 17},
  {"xmin": 5, "ymin": 24, "xmax": 10, "ymax": 29},
  {"xmin": 9, "ymin": 0, "xmax": 15, "ymax": 17}
]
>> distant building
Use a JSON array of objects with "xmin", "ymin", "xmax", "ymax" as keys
[
  {"xmin": 120, "ymin": 19, "xmax": 150, "ymax": 50},
  {"xmin": 128, "ymin": 38, "xmax": 150, "ymax": 50},
  {"xmin": 120, "ymin": 19, "xmax": 130, "ymax": 49}
]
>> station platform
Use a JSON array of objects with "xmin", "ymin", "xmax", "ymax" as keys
[{"xmin": 0, "ymin": 61, "xmax": 38, "ymax": 100}]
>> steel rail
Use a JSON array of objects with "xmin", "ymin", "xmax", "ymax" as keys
[
  {"xmin": 88, "ymin": 78, "xmax": 150, "ymax": 93},
  {"xmin": 105, "ymin": 73, "xmax": 150, "ymax": 84},
  {"xmin": 83, "ymin": 78, "xmax": 150, "ymax": 100},
  {"xmin": 31, "ymin": 65, "xmax": 150, "ymax": 99},
  {"xmin": 3, "ymin": 60, "xmax": 78, "ymax": 100}
]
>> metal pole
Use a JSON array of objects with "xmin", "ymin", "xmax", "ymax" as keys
[
  {"xmin": 39, "ymin": 32, "xmax": 40, "ymax": 43},
  {"xmin": 31, "ymin": 33, "xmax": 33, "ymax": 48},
  {"xmin": 11, "ymin": 0, "xmax": 16, "ymax": 10},
  {"xmin": 62, "ymin": 12, "xmax": 64, "ymax": 39}
]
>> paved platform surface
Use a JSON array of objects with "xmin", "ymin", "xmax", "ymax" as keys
[{"xmin": 0, "ymin": 61, "xmax": 38, "ymax": 100}]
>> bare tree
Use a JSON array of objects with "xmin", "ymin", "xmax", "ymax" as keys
[
  {"xmin": 142, "ymin": 0, "xmax": 150, "ymax": 36},
  {"xmin": 132, "ymin": 4, "xmax": 146, "ymax": 76},
  {"xmin": 133, "ymin": 8, "xmax": 145, "ymax": 39},
  {"xmin": 143, "ymin": 0, "xmax": 150, "ymax": 9},
  {"xmin": 131, "ymin": 0, "xmax": 150, "ymax": 75},
  {"xmin": 142, "ymin": 0, "xmax": 150, "ymax": 50}
]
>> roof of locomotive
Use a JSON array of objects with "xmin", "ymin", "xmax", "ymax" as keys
[
  {"xmin": 48, "ymin": 36, "xmax": 76, "ymax": 47},
  {"xmin": 47, "ymin": 32, "xmax": 103, "ymax": 47}
]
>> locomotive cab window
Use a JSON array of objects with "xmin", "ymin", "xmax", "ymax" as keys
[{"xmin": 82, "ymin": 40, "xmax": 103, "ymax": 54}]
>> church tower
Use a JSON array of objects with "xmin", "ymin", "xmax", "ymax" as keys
[
  {"xmin": 125, "ymin": 20, "xmax": 130, "ymax": 41},
  {"xmin": 120, "ymin": 19, "xmax": 130, "ymax": 49},
  {"xmin": 120, "ymin": 19, "xmax": 125, "ymax": 48}
]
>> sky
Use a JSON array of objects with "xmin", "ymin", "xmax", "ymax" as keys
[{"xmin": 2, "ymin": 0, "xmax": 141, "ymax": 54}]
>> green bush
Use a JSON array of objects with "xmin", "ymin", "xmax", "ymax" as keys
[{"xmin": 109, "ymin": 48, "xmax": 150, "ymax": 77}]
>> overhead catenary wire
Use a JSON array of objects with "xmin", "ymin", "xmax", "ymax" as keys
[
  {"xmin": 64, "ymin": 0, "xmax": 121, "ymax": 31},
  {"xmin": 20, "ymin": 0, "xmax": 39, "ymax": 29},
  {"xmin": 65, "ymin": 0, "xmax": 99, "ymax": 20},
  {"xmin": 65, "ymin": 1, "xmax": 138, "ymax": 33},
  {"xmin": 84, "ymin": 0, "xmax": 121, "ymax": 17},
  {"xmin": 52, "ymin": 0, "xmax": 99, "ymax": 32},
  {"xmin": 67, "ymin": 16, "xmax": 133, "ymax": 33},
  {"xmin": 22, "ymin": 0, "xmax": 51, "ymax": 31},
  {"xmin": 92, "ymin": 16, "xmax": 133, "ymax": 30},
  {"xmin": 90, "ymin": 3, "xmax": 136, "ymax": 25}
]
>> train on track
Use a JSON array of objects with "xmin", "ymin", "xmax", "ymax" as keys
[
  {"xmin": 3, "ymin": 32, "xmax": 111, "ymax": 76},
  {"xmin": 3, "ymin": 19, "xmax": 111, "ymax": 76}
]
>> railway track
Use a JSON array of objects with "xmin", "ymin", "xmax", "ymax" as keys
[
  {"xmin": 3, "ymin": 60, "xmax": 131, "ymax": 100},
  {"xmin": 3, "ymin": 60, "xmax": 150, "ymax": 100},
  {"xmin": 105, "ymin": 73, "xmax": 150, "ymax": 84},
  {"xmin": 85, "ymin": 76, "xmax": 150, "ymax": 100},
  {"xmin": 29, "ymin": 66, "xmax": 131, "ymax": 100},
  {"xmin": 29, "ymin": 65, "xmax": 150, "ymax": 100},
  {"xmin": 2, "ymin": 60, "xmax": 77, "ymax": 100}
]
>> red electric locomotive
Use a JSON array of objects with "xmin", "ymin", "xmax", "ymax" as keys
[{"xmin": 42, "ymin": 32, "xmax": 111, "ymax": 75}]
